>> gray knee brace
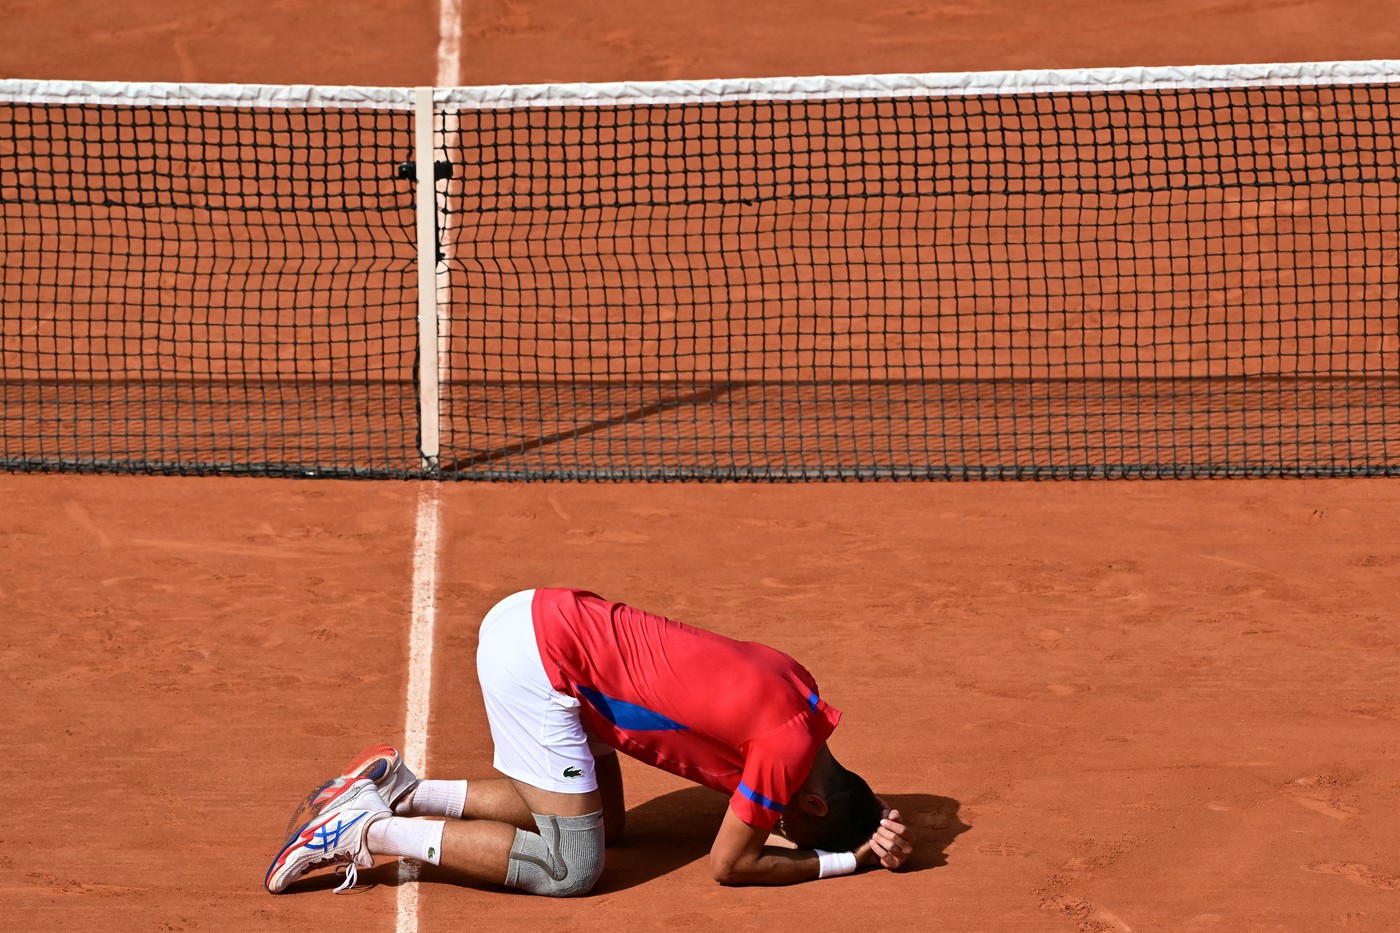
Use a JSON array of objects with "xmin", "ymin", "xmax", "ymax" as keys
[{"xmin": 504, "ymin": 810, "xmax": 605, "ymax": 897}]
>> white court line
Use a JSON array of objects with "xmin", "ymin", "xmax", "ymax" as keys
[
  {"xmin": 401, "ymin": 5, "xmax": 458, "ymax": 926},
  {"xmin": 436, "ymin": 0, "xmax": 462, "ymax": 87},
  {"xmin": 398, "ymin": 482, "xmax": 442, "ymax": 933},
  {"xmin": 404, "ymin": 482, "xmax": 441, "ymax": 787}
]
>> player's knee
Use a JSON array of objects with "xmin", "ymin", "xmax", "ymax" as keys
[{"xmin": 504, "ymin": 811, "xmax": 605, "ymax": 898}]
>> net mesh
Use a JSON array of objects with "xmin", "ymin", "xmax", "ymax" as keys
[
  {"xmin": 1, "ymin": 94, "xmax": 419, "ymax": 476},
  {"xmin": 437, "ymin": 78, "xmax": 1400, "ymax": 479},
  {"xmin": 3, "ymin": 68, "xmax": 1398, "ymax": 480}
]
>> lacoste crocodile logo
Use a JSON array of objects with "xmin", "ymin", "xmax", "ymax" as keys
[{"xmin": 562, "ymin": 766, "xmax": 583, "ymax": 779}]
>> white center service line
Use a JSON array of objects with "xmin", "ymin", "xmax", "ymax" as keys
[
  {"xmin": 402, "ymin": 7, "xmax": 458, "ymax": 929},
  {"xmin": 398, "ymin": 482, "xmax": 443, "ymax": 933},
  {"xmin": 436, "ymin": 0, "xmax": 462, "ymax": 87}
]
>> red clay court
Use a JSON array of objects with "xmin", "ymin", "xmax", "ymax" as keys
[{"xmin": 4, "ymin": 3, "xmax": 1400, "ymax": 932}]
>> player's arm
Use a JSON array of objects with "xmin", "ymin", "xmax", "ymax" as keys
[
  {"xmin": 710, "ymin": 804, "xmax": 915, "ymax": 885},
  {"xmin": 708, "ymin": 808, "xmax": 823, "ymax": 885}
]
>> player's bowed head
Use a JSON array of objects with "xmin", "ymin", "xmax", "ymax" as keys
[{"xmin": 776, "ymin": 746, "xmax": 883, "ymax": 852}]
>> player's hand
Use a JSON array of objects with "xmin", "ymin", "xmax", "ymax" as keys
[{"xmin": 856, "ymin": 808, "xmax": 915, "ymax": 870}]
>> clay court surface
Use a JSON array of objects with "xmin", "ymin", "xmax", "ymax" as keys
[{"xmin": 4, "ymin": 2, "xmax": 1400, "ymax": 931}]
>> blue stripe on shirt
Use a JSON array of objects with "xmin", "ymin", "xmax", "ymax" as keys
[
  {"xmin": 737, "ymin": 780, "xmax": 785, "ymax": 813},
  {"xmin": 575, "ymin": 685, "xmax": 688, "ymax": 732}
]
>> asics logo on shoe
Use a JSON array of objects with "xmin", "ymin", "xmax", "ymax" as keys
[
  {"xmin": 562, "ymin": 766, "xmax": 583, "ymax": 778},
  {"xmin": 307, "ymin": 813, "xmax": 367, "ymax": 852}
]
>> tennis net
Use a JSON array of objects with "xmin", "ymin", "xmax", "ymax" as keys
[
  {"xmin": 0, "ymin": 83, "xmax": 421, "ymax": 477},
  {"xmin": 4, "ymin": 63, "xmax": 1399, "ymax": 479}
]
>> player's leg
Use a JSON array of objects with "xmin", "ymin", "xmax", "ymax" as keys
[
  {"xmin": 363, "ymin": 764, "xmax": 616, "ymax": 883},
  {"xmin": 329, "ymin": 589, "xmax": 607, "ymax": 894},
  {"xmin": 377, "ymin": 755, "xmax": 613, "ymax": 835},
  {"xmin": 370, "ymin": 809, "xmax": 520, "ymax": 882},
  {"xmin": 396, "ymin": 755, "xmax": 617, "ymax": 838},
  {"xmin": 354, "ymin": 785, "xmax": 602, "ymax": 888},
  {"xmin": 269, "ymin": 591, "xmax": 606, "ymax": 895},
  {"xmin": 458, "ymin": 776, "xmax": 535, "ymax": 827},
  {"xmin": 318, "ymin": 741, "xmax": 540, "ymax": 827},
  {"xmin": 411, "ymin": 782, "xmax": 603, "ymax": 887},
  {"xmin": 494, "ymin": 783, "xmax": 604, "ymax": 896},
  {"xmin": 266, "ymin": 778, "xmax": 578, "ymax": 894}
]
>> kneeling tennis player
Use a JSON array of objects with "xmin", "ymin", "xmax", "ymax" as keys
[{"xmin": 266, "ymin": 588, "xmax": 915, "ymax": 895}]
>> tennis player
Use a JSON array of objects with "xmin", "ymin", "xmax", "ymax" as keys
[{"xmin": 266, "ymin": 588, "xmax": 914, "ymax": 895}]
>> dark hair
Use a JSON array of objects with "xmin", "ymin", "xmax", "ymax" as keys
[{"xmin": 808, "ymin": 761, "xmax": 883, "ymax": 851}]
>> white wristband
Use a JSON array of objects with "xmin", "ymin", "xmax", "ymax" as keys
[{"xmin": 815, "ymin": 849, "xmax": 858, "ymax": 879}]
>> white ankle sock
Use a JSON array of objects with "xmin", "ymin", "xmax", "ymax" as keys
[
  {"xmin": 399, "ymin": 780, "xmax": 468, "ymax": 819},
  {"xmin": 367, "ymin": 817, "xmax": 445, "ymax": 865}
]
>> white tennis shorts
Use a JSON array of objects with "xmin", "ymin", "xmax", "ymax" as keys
[{"xmin": 476, "ymin": 589, "xmax": 603, "ymax": 794}]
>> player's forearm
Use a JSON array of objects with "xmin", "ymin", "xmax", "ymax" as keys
[{"xmin": 710, "ymin": 846, "xmax": 823, "ymax": 886}]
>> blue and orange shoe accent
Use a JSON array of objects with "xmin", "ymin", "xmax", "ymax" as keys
[
  {"xmin": 281, "ymin": 744, "xmax": 402, "ymax": 841},
  {"xmin": 318, "ymin": 744, "xmax": 399, "ymax": 805},
  {"xmin": 265, "ymin": 777, "xmax": 369, "ymax": 893}
]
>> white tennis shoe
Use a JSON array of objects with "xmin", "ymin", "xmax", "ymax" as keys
[
  {"xmin": 326, "ymin": 743, "xmax": 419, "ymax": 810},
  {"xmin": 282, "ymin": 743, "xmax": 419, "ymax": 841},
  {"xmin": 265, "ymin": 777, "xmax": 390, "ymax": 894}
]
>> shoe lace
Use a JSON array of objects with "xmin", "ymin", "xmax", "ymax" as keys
[{"xmin": 332, "ymin": 862, "xmax": 361, "ymax": 895}]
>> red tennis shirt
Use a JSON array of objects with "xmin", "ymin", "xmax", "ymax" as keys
[{"xmin": 531, "ymin": 588, "xmax": 842, "ymax": 830}]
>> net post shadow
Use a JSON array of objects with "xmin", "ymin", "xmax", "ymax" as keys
[{"xmin": 439, "ymin": 382, "xmax": 731, "ymax": 472}]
